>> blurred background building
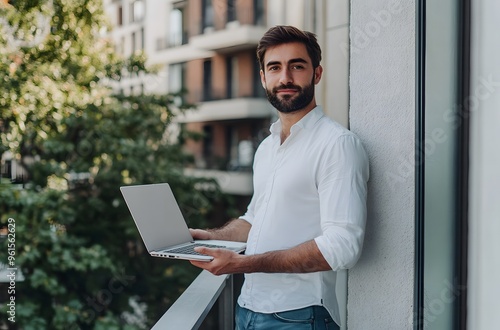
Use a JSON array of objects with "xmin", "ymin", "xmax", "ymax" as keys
[{"xmin": 103, "ymin": 0, "xmax": 272, "ymax": 201}]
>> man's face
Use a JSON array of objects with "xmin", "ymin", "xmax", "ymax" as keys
[{"xmin": 260, "ymin": 42, "xmax": 322, "ymax": 114}]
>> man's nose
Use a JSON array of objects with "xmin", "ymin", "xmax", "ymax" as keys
[{"xmin": 279, "ymin": 68, "xmax": 293, "ymax": 85}]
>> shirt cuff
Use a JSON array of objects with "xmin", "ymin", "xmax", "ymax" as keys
[
  {"xmin": 314, "ymin": 230, "xmax": 363, "ymax": 271},
  {"xmin": 238, "ymin": 214, "xmax": 253, "ymax": 226}
]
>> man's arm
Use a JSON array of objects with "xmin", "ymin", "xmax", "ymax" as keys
[
  {"xmin": 189, "ymin": 218, "xmax": 251, "ymax": 243},
  {"xmin": 190, "ymin": 239, "xmax": 330, "ymax": 276}
]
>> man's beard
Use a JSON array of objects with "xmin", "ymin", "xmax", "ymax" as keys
[{"xmin": 265, "ymin": 78, "xmax": 315, "ymax": 114}]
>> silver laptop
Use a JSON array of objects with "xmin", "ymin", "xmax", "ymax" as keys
[{"xmin": 120, "ymin": 183, "xmax": 246, "ymax": 262}]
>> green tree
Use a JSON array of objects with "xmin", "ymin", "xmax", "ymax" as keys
[{"xmin": 0, "ymin": 0, "xmax": 230, "ymax": 328}]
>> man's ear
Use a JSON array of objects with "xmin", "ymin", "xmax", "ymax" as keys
[
  {"xmin": 260, "ymin": 69, "xmax": 266, "ymax": 89},
  {"xmin": 314, "ymin": 65, "xmax": 323, "ymax": 85}
]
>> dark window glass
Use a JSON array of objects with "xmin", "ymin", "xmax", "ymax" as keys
[{"xmin": 203, "ymin": 60, "xmax": 212, "ymax": 101}]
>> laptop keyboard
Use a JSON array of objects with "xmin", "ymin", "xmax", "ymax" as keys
[{"xmin": 166, "ymin": 243, "xmax": 226, "ymax": 256}]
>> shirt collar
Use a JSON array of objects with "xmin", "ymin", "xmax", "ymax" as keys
[{"xmin": 269, "ymin": 106, "xmax": 325, "ymax": 136}]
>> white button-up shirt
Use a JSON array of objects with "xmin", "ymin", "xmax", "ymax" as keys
[{"xmin": 237, "ymin": 106, "xmax": 369, "ymax": 325}]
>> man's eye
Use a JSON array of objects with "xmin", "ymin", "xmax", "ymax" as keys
[
  {"xmin": 292, "ymin": 65, "xmax": 304, "ymax": 70},
  {"xmin": 269, "ymin": 66, "xmax": 279, "ymax": 71}
]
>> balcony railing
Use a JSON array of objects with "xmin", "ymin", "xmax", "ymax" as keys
[
  {"xmin": 155, "ymin": 270, "xmax": 348, "ymax": 329},
  {"xmin": 176, "ymin": 97, "xmax": 273, "ymax": 123},
  {"xmin": 189, "ymin": 24, "xmax": 268, "ymax": 53},
  {"xmin": 152, "ymin": 270, "xmax": 235, "ymax": 330},
  {"xmin": 156, "ymin": 32, "xmax": 189, "ymax": 51},
  {"xmin": 185, "ymin": 168, "xmax": 253, "ymax": 196}
]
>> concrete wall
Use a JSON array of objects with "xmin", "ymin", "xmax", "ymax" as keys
[
  {"xmin": 348, "ymin": 0, "xmax": 416, "ymax": 328},
  {"xmin": 468, "ymin": 1, "xmax": 500, "ymax": 329}
]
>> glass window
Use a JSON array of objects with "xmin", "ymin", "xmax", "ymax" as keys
[
  {"xmin": 169, "ymin": 8, "xmax": 183, "ymax": 47},
  {"xmin": 168, "ymin": 62, "xmax": 186, "ymax": 99},
  {"xmin": 203, "ymin": 60, "xmax": 212, "ymax": 101},
  {"xmin": 171, "ymin": 1, "xmax": 188, "ymax": 45},
  {"xmin": 253, "ymin": 0, "xmax": 265, "ymax": 25},
  {"xmin": 140, "ymin": 27, "xmax": 144, "ymax": 50},
  {"xmin": 117, "ymin": 5, "xmax": 123, "ymax": 26},
  {"xmin": 416, "ymin": 0, "xmax": 469, "ymax": 328},
  {"xmin": 253, "ymin": 59, "xmax": 265, "ymax": 98},
  {"xmin": 202, "ymin": 125, "xmax": 214, "ymax": 168},
  {"xmin": 226, "ymin": 56, "xmax": 238, "ymax": 99},
  {"xmin": 227, "ymin": 0, "xmax": 236, "ymax": 23},
  {"xmin": 202, "ymin": 0, "xmax": 214, "ymax": 32},
  {"xmin": 131, "ymin": 31, "xmax": 136, "ymax": 53},
  {"xmin": 131, "ymin": 0, "xmax": 144, "ymax": 22}
]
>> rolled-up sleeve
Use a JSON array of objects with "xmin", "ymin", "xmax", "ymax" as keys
[
  {"xmin": 239, "ymin": 193, "xmax": 255, "ymax": 225},
  {"xmin": 314, "ymin": 134, "xmax": 369, "ymax": 270}
]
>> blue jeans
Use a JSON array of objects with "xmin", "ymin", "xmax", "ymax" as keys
[{"xmin": 235, "ymin": 304, "xmax": 340, "ymax": 330}]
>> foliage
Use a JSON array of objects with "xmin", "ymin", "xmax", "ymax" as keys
[{"xmin": 0, "ymin": 0, "xmax": 229, "ymax": 328}]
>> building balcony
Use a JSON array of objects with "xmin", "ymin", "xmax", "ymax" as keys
[
  {"xmin": 177, "ymin": 97, "xmax": 273, "ymax": 123},
  {"xmin": 190, "ymin": 24, "xmax": 268, "ymax": 54},
  {"xmin": 149, "ymin": 41, "xmax": 214, "ymax": 65},
  {"xmin": 155, "ymin": 29, "xmax": 191, "ymax": 51},
  {"xmin": 184, "ymin": 168, "xmax": 253, "ymax": 196}
]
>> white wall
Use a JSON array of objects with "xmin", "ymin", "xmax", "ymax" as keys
[
  {"xmin": 468, "ymin": 1, "xmax": 500, "ymax": 329},
  {"xmin": 347, "ymin": 0, "xmax": 416, "ymax": 328}
]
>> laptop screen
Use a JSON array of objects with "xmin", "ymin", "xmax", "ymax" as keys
[{"xmin": 120, "ymin": 183, "xmax": 194, "ymax": 252}]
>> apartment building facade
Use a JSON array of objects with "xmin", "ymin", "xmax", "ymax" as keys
[{"xmin": 104, "ymin": 0, "xmax": 271, "ymax": 198}]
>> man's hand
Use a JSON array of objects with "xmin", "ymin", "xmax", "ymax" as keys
[
  {"xmin": 190, "ymin": 240, "xmax": 331, "ymax": 275},
  {"xmin": 189, "ymin": 247, "xmax": 244, "ymax": 276},
  {"xmin": 189, "ymin": 228, "xmax": 212, "ymax": 240},
  {"xmin": 189, "ymin": 219, "xmax": 251, "ymax": 242}
]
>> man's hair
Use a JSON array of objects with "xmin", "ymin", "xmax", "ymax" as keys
[{"xmin": 256, "ymin": 25, "xmax": 322, "ymax": 70}]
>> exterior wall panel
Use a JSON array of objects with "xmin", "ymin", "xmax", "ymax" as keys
[
  {"xmin": 237, "ymin": 0, "xmax": 254, "ymax": 25},
  {"xmin": 188, "ymin": 0, "xmax": 202, "ymax": 36},
  {"xmin": 186, "ymin": 59, "xmax": 204, "ymax": 103},
  {"xmin": 348, "ymin": 0, "xmax": 416, "ymax": 328},
  {"xmin": 211, "ymin": 55, "xmax": 227, "ymax": 100},
  {"xmin": 237, "ymin": 51, "xmax": 255, "ymax": 97}
]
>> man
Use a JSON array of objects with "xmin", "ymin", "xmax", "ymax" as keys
[{"xmin": 190, "ymin": 25, "xmax": 369, "ymax": 329}]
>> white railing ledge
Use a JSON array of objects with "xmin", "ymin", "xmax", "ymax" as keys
[{"xmin": 152, "ymin": 270, "xmax": 232, "ymax": 330}]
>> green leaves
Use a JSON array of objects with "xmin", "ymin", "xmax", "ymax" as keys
[
  {"xmin": 30, "ymin": 269, "xmax": 67, "ymax": 294},
  {"xmin": 0, "ymin": 0, "xmax": 231, "ymax": 328}
]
